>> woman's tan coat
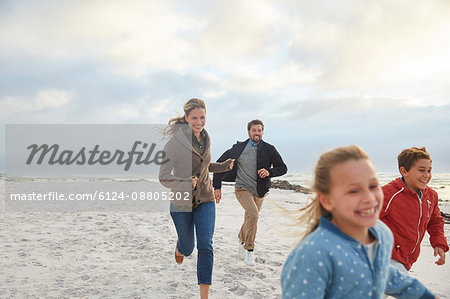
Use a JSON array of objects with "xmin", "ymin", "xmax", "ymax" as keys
[{"xmin": 159, "ymin": 127, "xmax": 232, "ymax": 209}]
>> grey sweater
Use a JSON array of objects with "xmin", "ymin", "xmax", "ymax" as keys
[{"xmin": 235, "ymin": 142, "xmax": 258, "ymax": 195}]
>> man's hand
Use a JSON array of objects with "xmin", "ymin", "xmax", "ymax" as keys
[
  {"xmin": 227, "ymin": 159, "xmax": 235, "ymax": 170},
  {"xmin": 192, "ymin": 176, "xmax": 198, "ymax": 189},
  {"xmin": 434, "ymin": 247, "xmax": 446, "ymax": 265},
  {"xmin": 258, "ymin": 168, "xmax": 270, "ymax": 178},
  {"xmin": 214, "ymin": 189, "xmax": 222, "ymax": 203}
]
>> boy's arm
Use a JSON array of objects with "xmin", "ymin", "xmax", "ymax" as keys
[
  {"xmin": 427, "ymin": 192, "xmax": 449, "ymax": 255},
  {"xmin": 384, "ymin": 265, "xmax": 435, "ymax": 299},
  {"xmin": 434, "ymin": 247, "xmax": 446, "ymax": 265}
]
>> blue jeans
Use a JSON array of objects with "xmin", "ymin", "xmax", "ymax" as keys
[{"xmin": 170, "ymin": 201, "xmax": 215, "ymax": 285}]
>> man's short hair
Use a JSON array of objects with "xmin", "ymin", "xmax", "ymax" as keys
[
  {"xmin": 247, "ymin": 119, "xmax": 264, "ymax": 131},
  {"xmin": 397, "ymin": 146, "xmax": 432, "ymax": 171}
]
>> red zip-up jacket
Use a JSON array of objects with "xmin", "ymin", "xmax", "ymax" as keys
[{"xmin": 380, "ymin": 177, "xmax": 449, "ymax": 270}]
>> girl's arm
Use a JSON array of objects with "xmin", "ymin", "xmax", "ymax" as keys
[
  {"xmin": 384, "ymin": 265, "xmax": 435, "ymax": 299},
  {"xmin": 427, "ymin": 192, "xmax": 449, "ymax": 255},
  {"xmin": 281, "ymin": 246, "xmax": 329, "ymax": 298}
]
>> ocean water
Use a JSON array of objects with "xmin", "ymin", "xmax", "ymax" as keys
[
  {"xmin": 2, "ymin": 172, "xmax": 450, "ymax": 214},
  {"xmin": 282, "ymin": 172, "xmax": 450, "ymax": 214}
]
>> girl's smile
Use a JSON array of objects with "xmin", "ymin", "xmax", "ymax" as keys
[{"xmin": 319, "ymin": 158, "xmax": 383, "ymax": 244}]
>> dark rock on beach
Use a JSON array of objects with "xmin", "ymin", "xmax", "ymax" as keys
[
  {"xmin": 441, "ymin": 211, "xmax": 450, "ymax": 224},
  {"xmin": 270, "ymin": 180, "xmax": 311, "ymax": 194}
]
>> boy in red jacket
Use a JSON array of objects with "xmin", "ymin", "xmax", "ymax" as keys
[{"xmin": 380, "ymin": 146, "xmax": 449, "ymax": 272}]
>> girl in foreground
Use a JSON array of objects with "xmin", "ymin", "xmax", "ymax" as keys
[{"xmin": 281, "ymin": 145, "xmax": 436, "ymax": 299}]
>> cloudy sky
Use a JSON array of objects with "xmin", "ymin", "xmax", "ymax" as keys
[{"xmin": 1, "ymin": 0, "xmax": 450, "ymax": 173}]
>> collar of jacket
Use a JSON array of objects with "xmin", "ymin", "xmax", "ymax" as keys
[
  {"xmin": 319, "ymin": 213, "xmax": 381, "ymax": 245},
  {"xmin": 248, "ymin": 139, "xmax": 261, "ymax": 147},
  {"xmin": 391, "ymin": 177, "xmax": 429, "ymax": 198},
  {"xmin": 242, "ymin": 138, "xmax": 266, "ymax": 147},
  {"xmin": 172, "ymin": 126, "xmax": 210, "ymax": 156},
  {"xmin": 184, "ymin": 127, "xmax": 206, "ymax": 141}
]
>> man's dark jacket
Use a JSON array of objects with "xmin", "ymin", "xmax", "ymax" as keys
[{"xmin": 213, "ymin": 139, "xmax": 287, "ymax": 197}]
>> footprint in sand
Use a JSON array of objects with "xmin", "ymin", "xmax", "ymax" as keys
[
  {"xmin": 255, "ymin": 257, "xmax": 266, "ymax": 264},
  {"xmin": 228, "ymin": 282, "xmax": 246, "ymax": 296}
]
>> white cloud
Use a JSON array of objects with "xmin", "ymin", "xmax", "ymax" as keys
[
  {"xmin": 1, "ymin": 0, "xmax": 450, "ymax": 171},
  {"xmin": 227, "ymin": 62, "xmax": 318, "ymax": 94},
  {"xmin": 4, "ymin": 0, "xmax": 448, "ymax": 105},
  {"xmin": 0, "ymin": 89, "xmax": 73, "ymax": 115},
  {"xmin": 0, "ymin": 1, "xmax": 203, "ymax": 73},
  {"xmin": 117, "ymin": 108, "xmax": 140, "ymax": 120},
  {"xmin": 276, "ymin": 0, "xmax": 450, "ymax": 106},
  {"xmin": 196, "ymin": 0, "xmax": 281, "ymax": 62},
  {"xmin": 0, "ymin": 89, "xmax": 74, "ymax": 123},
  {"xmin": 35, "ymin": 89, "xmax": 72, "ymax": 109},
  {"xmin": 82, "ymin": 98, "xmax": 179, "ymax": 124},
  {"xmin": 201, "ymin": 90, "xmax": 226, "ymax": 99}
]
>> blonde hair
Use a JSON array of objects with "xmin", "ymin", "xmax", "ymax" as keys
[
  {"xmin": 300, "ymin": 145, "xmax": 369, "ymax": 238},
  {"xmin": 164, "ymin": 98, "xmax": 206, "ymax": 135}
]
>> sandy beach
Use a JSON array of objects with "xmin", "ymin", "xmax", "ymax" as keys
[{"xmin": 1, "ymin": 181, "xmax": 449, "ymax": 298}]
